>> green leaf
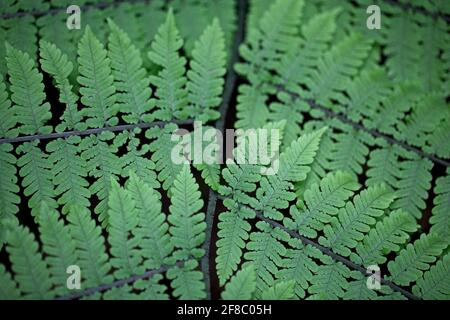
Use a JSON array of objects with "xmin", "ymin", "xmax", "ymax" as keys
[
  {"xmin": 221, "ymin": 266, "xmax": 256, "ymax": 300},
  {"xmin": 17, "ymin": 141, "xmax": 57, "ymax": 216},
  {"xmin": 387, "ymin": 233, "xmax": 448, "ymax": 286},
  {"xmin": 126, "ymin": 172, "xmax": 173, "ymax": 269},
  {"xmin": 243, "ymin": 221, "xmax": 289, "ymax": 298},
  {"xmin": 186, "ymin": 18, "xmax": 226, "ymax": 121},
  {"xmin": 0, "ymin": 76, "xmax": 18, "ymax": 138},
  {"xmin": 46, "ymin": 136, "xmax": 91, "ymax": 214},
  {"xmin": 319, "ymin": 184, "xmax": 396, "ymax": 257},
  {"xmin": 261, "ymin": 280, "xmax": 296, "ymax": 300},
  {"xmin": 286, "ymin": 171, "xmax": 360, "ymax": 238},
  {"xmin": 107, "ymin": 19, "xmax": 154, "ymax": 124},
  {"xmin": 107, "ymin": 179, "xmax": 144, "ymax": 279},
  {"xmin": 6, "ymin": 223, "xmax": 53, "ymax": 299},
  {"xmin": 430, "ymin": 169, "xmax": 450, "ymax": 238},
  {"xmin": 37, "ymin": 202, "xmax": 78, "ymax": 296},
  {"xmin": 351, "ymin": 209, "xmax": 418, "ymax": 266},
  {"xmin": 77, "ymin": 26, "xmax": 118, "ymax": 128},
  {"xmin": 167, "ymin": 260, "xmax": 206, "ymax": 300},
  {"xmin": 6, "ymin": 42, "xmax": 52, "ymax": 135},
  {"xmin": 148, "ymin": 8, "xmax": 188, "ymax": 120},
  {"xmin": 67, "ymin": 206, "xmax": 113, "ymax": 288},
  {"xmin": 39, "ymin": 40, "xmax": 84, "ymax": 132},
  {"xmin": 413, "ymin": 253, "xmax": 450, "ymax": 300},
  {"xmin": 169, "ymin": 165, "xmax": 206, "ymax": 260}
]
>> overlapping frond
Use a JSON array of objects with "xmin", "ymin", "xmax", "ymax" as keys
[{"xmin": 39, "ymin": 40, "xmax": 83, "ymax": 132}]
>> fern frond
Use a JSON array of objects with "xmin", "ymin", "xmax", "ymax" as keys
[
  {"xmin": 169, "ymin": 165, "xmax": 206, "ymax": 260},
  {"xmin": 327, "ymin": 129, "xmax": 371, "ymax": 176},
  {"xmin": 107, "ymin": 179, "xmax": 143, "ymax": 279},
  {"xmin": 221, "ymin": 265, "xmax": 256, "ymax": 300},
  {"xmin": 134, "ymin": 275, "xmax": 169, "ymax": 300},
  {"xmin": 67, "ymin": 206, "xmax": 113, "ymax": 287},
  {"xmin": 126, "ymin": 172, "xmax": 173, "ymax": 269},
  {"xmin": 37, "ymin": 202, "xmax": 78, "ymax": 296},
  {"xmin": 107, "ymin": 19, "xmax": 154, "ymax": 124},
  {"xmin": 384, "ymin": 13, "xmax": 420, "ymax": 83},
  {"xmin": 343, "ymin": 273, "xmax": 405, "ymax": 300},
  {"xmin": 276, "ymin": 126, "xmax": 326, "ymax": 180},
  {"xmin": 415, "ymin": 15, "xmax": 446, "ymax": 92},
  {"xmin": 80, "ymin": 132, "xmax": 121, "ymax": 223},
  {"xmin": 363, "ymin": 82, "xmax": 419, "ymax": 136},
  {"xmin": 39, "ymin": 40, "xmax": 84, "ymax": 132},
  {"xmin": 305, "ymin": 33, "xmax": 372, "ymax": 108},
  {"xmin": 391, "ymin": 157, "xmax": 433, "ymax": 219},
  {"xmin": 167, "ymin": 260, "xmax": 206, "ymax": 300},
  {"xmin": 276, "ymin": 239, "xmax": 322, "ymax": 299},
  {"xmin": 235, "ymin": 84, "xmax": 269, "ymax": 130},
  {"xmin": 46, "ymin": 136, "xmax": 91, "ymax": 214},
  {"xmin": 273, "ymin": 8, "xmax": 339, "ymax": 92},
  {"xmin": 4, "ymin": 16, "xmax": 38, "ymax": 66},
  {"xmin": 426, "ymin": 118, "xmax": 450, "ymax": 159},
  {"xmin": 173, "ymin": 0, "xmax": 210, "ymax": 55},
  {"xmin": 387, "ymin": 233, "xmax": 448, "ymax": 286},
  {"xmin": 295, "ymin": 123, "xmax": 334, "ymax": 191},
  {"xmin": 16, "ymin": 141, "xmax": 57, "ymax": 215},
  {"xmin": 0, "ymin": 264, "xmax": 19, "ymax": 299},
  {"xmin": 6, "ymin": 223, "xmax": 53, "ymax": 299},
  {"xmin": 186, "ymin": 18, "xmax": 226, "ymax": 122},
  {"xmin": 148, "ymin": 8, "xmax": 188, "ymax": 120},
  {"xmin": 203, "ymin": 0, "xmax": 237, "ymax": 52},
  {"xmin": 77, "ymin": 26, "xmax": 118, "ymax": 128},
  {"xmin": 37, "ymin": 13, "xmax": 75, "ymax": 76},
  {"xmin": 395, "ymin": 94, "xmax": 447, "ymax": 148},
  {"xmin": 147, "ymin": 124, "xmax": 184, "ymax": 191},
  {"xmin": 366, "ymin": 144, "xmax": 401, "ymax": 189},
  {"xmin": 430, "ymin": 170, "xmax": 450, "ymax": 238},
  {"xmin": 0, "ymin": 144, "xmax": 20, "ymax": 238},
  {"xmin": 190, "ymin": 125, "xmax": 222, "ymax": 191},
  {"xmin": 319, "ymin": 184, "xmax": 395, "ymax": 257},
  {"xmin": 308, "ymin": 256, "xmax": 356, "ymax": 300},
  {"xmin": 345, "ymin": 67, "xmax": 391, "ymax": 122},
  {"xmin": 236, "ymin": 0, "xmax": 304, "ymax": 85},
  {"xmin": 219, "ymin": 147, "xmax": 261, "ymax": 205},
  {"xmin": 0, "ymin": 76, "xmax": 17, "ymax": 138},
  {"xmin": 285, "ymin": 171, "xmax": 360, "ymax": 238},
  {"xmin": 351, "ymin": 209, "xmax": 418, "ymax": 266},
  {"xmin": 243, "ymin": 221, "xmax": 289, "ymax": 298},
  {"xmin": 216, "ymin": 200, "xmax": 255, "ymax": 285},
  {"xmin": 261, "ymin": 280, "xmax": 296, "ymax": 300},
  {"xmin": 412, "ymin": 253, "xmax": 450, "ymax": 300},
  {"xmin": 246, "ymin": 0, "xmax": 272, "ymax": 33},
  {"xmin": 269, "ymin": 92, "xmax": 309, "ymax": 148},
  {"xmin": 253, "ymin": 128, "xmax": 326, "ymax": 220},
  {"xmin": 102, "ymin": 285, "xmax": 135, "ymax": 300},
  {"xmin": 113, "ymin": 129, "xmax": 159, "ymax": 189},
  {"xmin": 6, "ymin": 42, "xmax": 52, "ymax": 135}
]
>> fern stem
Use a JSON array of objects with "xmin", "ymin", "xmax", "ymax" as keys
[
  {"xmin": 56, "ymin": 261, "xmax": 185, "ymax": 300},
  {"xmin": 200, "ymin": 0, "xmax": 248, "ymax": 300},
  {"xmin": 0, "ymin": 120, "xmax": 193, "ymax": 145}
]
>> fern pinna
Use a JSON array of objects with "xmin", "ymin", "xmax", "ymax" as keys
[{"xmin": 0, "ymin": 0, "xmax": 450, "ymax": 301}]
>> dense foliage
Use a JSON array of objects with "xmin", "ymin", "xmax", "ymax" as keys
[{"xmin": 0, "ymin": 0, "xmax": 449, "ymax": 300}]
